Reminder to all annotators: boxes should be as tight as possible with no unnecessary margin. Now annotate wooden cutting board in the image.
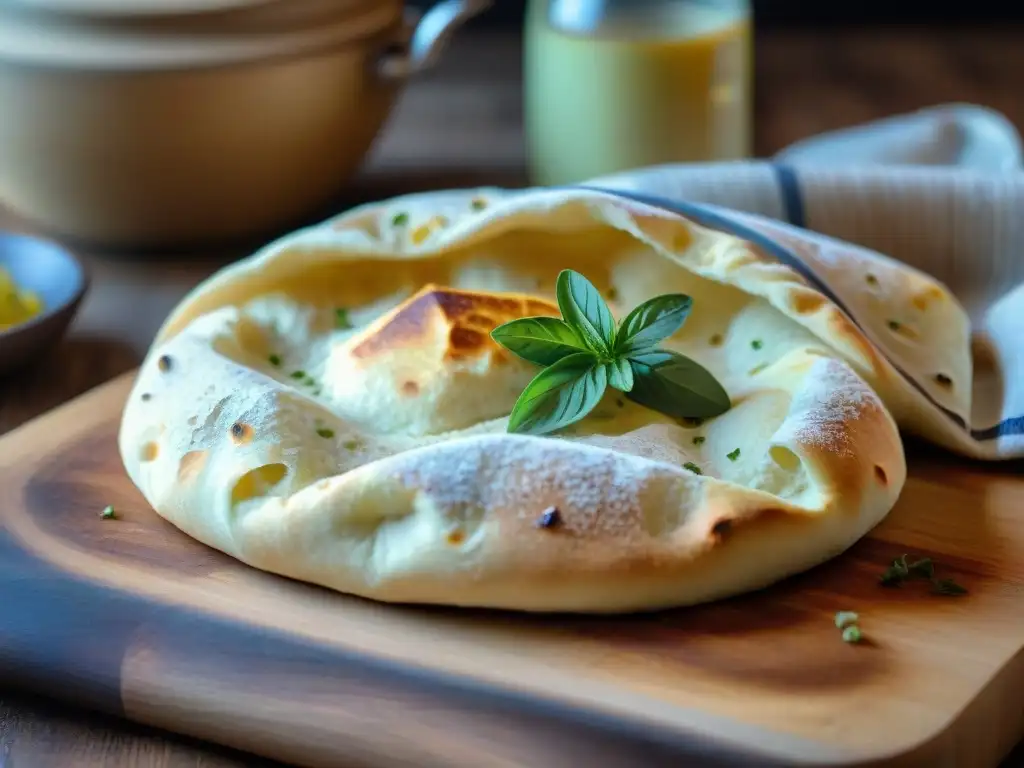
[3,372,1024,768]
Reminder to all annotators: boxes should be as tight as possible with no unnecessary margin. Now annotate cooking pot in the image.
[0,0,491,248]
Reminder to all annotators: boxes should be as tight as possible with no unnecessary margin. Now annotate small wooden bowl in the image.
[0,232,89,378]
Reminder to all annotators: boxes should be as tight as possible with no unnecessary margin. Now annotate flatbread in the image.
[119,187,915,613]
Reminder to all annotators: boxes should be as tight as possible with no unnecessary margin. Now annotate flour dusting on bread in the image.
[119,186,914,613]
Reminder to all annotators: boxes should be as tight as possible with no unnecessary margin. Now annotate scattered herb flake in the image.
[140,393,152,402]
[709,333,723,346]
[606,286,619,301]
[880,554,911,586]
[834,611,859,629]
[684,462,703,475]
[887,320,902,331]
[841,625,863,643]
[692,436,706,445]
[289,370,306,380]
[535,506,562,529]
[391,212,409,226]
[748,363,768,376]
[471,198,487,211]
[934,373,953,387]
[157,354,173,372]
[751,339,763,350]
[907,557,935,579]
[100,505,117,520]
[879,553,966,596]
[316,428,335,439]
[342,439,360,451]
[727,448,741,461]
[303,376,316,387]
[932,578,968,596]
[866,274,879,286]
[615,398,626,408]
[880,570,903,587]
[268,354,281,367]
[335,308,353,330]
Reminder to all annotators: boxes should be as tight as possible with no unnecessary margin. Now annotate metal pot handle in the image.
[377,0,493,80]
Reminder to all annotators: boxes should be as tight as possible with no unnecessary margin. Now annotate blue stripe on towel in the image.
[971,416,1024,442]
[572,184,1023,442]
[771,164,806,228]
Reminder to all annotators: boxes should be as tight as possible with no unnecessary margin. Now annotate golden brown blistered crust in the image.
[350,284,559,362]
[701,224,892,385]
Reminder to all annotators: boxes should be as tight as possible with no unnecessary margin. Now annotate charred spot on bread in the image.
[446,529,466,545]
[465,313,495,326]
[230,422,255,445]
[535,506,562,529]
[792,291,826,314]
[448,326,486,359]
[912,285,945,311]
[710,518,732,541]
[349,285,559,363]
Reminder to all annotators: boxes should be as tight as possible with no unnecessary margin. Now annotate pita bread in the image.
[118,187,914,613]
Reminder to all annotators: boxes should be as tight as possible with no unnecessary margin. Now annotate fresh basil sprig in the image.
[491,269,731,436]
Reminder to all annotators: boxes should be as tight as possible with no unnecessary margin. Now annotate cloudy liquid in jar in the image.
[525,0,752,186]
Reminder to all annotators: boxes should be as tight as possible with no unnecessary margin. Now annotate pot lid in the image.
[5,0,371,21]
[0,0,403,69]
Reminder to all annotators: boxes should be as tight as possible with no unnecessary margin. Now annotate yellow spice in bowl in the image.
[0,266,43,330]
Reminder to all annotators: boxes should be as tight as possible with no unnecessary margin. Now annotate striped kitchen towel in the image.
[584,162,1024,460]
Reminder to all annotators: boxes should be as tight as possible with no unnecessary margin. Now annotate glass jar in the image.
[524,0,753,186]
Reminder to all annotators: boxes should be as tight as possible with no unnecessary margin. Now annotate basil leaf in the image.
[556,270,616,353]
[507,352,608,435]
[626,350,731,419]
[615,294,693,354]
[606,357,634,392]
[491,317,590,367]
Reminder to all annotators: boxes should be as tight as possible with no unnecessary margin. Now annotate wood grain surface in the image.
[3,372,1024,768]
[1,24,1024,768]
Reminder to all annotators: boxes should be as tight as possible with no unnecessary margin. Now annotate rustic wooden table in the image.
[2,25,1023,768]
